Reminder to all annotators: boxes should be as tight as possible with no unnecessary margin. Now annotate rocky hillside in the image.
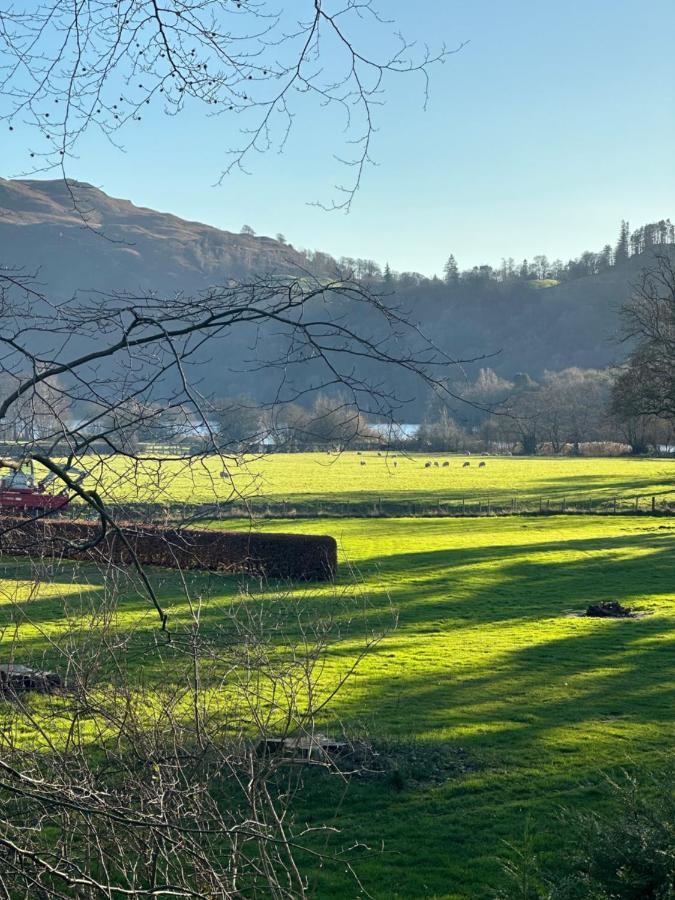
[0,178,313,295]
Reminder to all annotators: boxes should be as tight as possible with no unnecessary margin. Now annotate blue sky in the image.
[3,0,674,276]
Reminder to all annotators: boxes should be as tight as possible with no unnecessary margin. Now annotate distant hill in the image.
[0,178,672,410]
[0,178,313,295]
[393,249,675,384]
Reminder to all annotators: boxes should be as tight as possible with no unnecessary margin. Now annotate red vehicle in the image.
[0,459,84,515]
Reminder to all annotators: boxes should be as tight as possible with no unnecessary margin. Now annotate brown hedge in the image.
[0,517,337,581]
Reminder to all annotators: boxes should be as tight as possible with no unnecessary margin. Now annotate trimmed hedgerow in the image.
[0,518,337,581]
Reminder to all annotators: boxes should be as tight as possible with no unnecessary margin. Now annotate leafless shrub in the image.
[0,552,394,897]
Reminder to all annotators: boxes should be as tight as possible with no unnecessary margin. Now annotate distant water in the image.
[370,423,420,440]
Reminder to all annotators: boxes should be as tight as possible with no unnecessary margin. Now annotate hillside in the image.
[0,178,312,294]
[394,250,675,384]
[0,178,670,409]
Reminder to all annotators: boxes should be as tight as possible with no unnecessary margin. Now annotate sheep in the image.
[220,470,231,479]
[442,461,450,467]
[479,461,486,468]
[462,461,470,468]
[393,461,398,468]
[360,460,367,466]
[424,462,432,468]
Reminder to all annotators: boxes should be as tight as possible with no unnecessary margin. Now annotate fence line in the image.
[95,492,675,522]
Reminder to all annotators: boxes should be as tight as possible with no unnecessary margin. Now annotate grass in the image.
[1,512,674,897]
[76,452,675,514]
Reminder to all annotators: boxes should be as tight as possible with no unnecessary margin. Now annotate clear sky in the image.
[3,0,674,277]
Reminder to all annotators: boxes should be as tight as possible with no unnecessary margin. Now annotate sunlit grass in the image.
[66,451,675,511]
[0,514,673,896]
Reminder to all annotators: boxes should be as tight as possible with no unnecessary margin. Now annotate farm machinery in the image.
[0,458,86,515]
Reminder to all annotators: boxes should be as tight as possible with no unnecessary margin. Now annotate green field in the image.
[83,452,675,513]
[3,505,674,897]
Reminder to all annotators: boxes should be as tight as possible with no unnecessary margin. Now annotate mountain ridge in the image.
[1,177,671,408]
[0,177,311,293]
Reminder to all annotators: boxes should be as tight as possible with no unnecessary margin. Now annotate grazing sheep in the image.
[463,461,470,468]
[479,461,486,468]
[357,451,362,456]
[360,460,367,466]
[378,452,382,457]
[424,462,432,468]
[220,470,230,479]
[442,461,449,467]
[433,461,439,467]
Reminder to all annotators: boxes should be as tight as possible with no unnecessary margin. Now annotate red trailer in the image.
[0,459,83,515]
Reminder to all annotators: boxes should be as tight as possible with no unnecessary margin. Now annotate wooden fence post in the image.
[652,496,656,513]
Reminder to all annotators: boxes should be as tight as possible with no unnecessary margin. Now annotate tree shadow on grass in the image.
[322,527,675,754]
[299,532,674,896]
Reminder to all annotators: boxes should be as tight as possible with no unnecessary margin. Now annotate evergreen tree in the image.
[614,219,630,264]
[599,244,613,271]
[383,262,394,285]
[443,254,459,284]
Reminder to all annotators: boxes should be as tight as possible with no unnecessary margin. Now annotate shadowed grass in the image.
[1,515,672,896]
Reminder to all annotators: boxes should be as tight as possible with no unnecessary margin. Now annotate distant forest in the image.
[213,219,675,422]
[298,218,675,287]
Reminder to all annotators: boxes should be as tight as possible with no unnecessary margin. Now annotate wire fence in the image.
[226,493,675,519]
[96,492,675,522]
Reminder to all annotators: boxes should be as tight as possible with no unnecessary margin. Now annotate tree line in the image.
[295,217,674,288]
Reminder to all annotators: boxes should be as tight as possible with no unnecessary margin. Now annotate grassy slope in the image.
[79,452,675,511]
[4,513,673,897]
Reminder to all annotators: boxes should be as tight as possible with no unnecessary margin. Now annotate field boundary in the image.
[93,492,675,521]
[0,517,338,580]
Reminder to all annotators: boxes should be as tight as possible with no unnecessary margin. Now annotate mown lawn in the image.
[75,452,675,513]
[1,514,673,897]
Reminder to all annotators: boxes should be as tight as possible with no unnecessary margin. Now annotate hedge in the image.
[0,517,337,581]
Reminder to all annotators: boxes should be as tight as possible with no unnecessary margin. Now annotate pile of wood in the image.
[586,601,634,618]
[0,664,62,694]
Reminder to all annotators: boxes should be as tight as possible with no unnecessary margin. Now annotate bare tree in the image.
[0,6,470,891]
[0,0,458,210]
[611,254,675,424]
[0,266,472,895]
